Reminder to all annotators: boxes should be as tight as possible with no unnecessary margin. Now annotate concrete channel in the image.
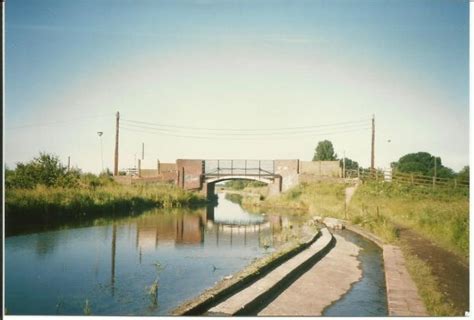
[174,222,428,316]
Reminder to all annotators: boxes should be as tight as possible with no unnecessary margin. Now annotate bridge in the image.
[115,158,342,198]
[176,159,341,198]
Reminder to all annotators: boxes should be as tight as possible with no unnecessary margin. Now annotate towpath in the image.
[257,234,362,316]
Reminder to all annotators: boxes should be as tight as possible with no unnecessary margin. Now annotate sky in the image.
[4,0,469,173]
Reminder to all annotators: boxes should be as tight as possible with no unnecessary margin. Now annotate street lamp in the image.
[97,131,104,173]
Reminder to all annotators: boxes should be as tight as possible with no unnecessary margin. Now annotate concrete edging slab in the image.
[207,228,335,315]
[345,224,428,316]
[171,226,322,315]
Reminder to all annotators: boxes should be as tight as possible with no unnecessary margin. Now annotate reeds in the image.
[5,184,207,228]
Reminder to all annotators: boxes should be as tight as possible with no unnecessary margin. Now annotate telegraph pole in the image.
[371,115,375,173]
[343,150,346,178]
[114,112,120,176]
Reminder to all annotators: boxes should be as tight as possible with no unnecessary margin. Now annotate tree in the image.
[457,166,469,182]
[313,140,337,161]
[392,152,455,178]
[340,157,359,171]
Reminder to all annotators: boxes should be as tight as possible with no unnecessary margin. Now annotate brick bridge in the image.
[116,159,341,198]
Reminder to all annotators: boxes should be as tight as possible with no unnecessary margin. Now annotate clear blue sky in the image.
[5,0,469,173]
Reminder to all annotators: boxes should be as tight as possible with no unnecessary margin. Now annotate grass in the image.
[241,180,468,316]
[240,180,468,260]
[243,182,347,217]
[5,183,207,233]
[348,181,468,259]
[402,250,458,316]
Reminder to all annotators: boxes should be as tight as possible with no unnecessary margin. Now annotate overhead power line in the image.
[120,122,371,137]
[121,118,370,133]
[120,124,371,140]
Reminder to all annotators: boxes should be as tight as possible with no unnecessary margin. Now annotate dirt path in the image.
[345,184,358,206]
[397,227,469,315]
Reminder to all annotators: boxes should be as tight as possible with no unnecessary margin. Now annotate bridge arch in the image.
[202,175,281,199]
[205,176,274,185]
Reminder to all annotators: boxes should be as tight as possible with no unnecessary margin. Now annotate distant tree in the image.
[392,152,455,178]
[457,166,469,182]
[313,140,337,161]
[340,157,359,171]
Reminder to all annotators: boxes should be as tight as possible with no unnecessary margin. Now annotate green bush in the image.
[6,153,80,189]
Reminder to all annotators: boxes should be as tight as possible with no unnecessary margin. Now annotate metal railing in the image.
[203,159,277,179]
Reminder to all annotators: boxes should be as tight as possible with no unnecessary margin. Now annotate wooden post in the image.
[371,115,375,173]
[138,159,141,177]
[67,156,70,171]
[432,176,436,189]
[181,167,185,188]
[157,159,160,174]
[114,111,120,176]
[343,152,346,179]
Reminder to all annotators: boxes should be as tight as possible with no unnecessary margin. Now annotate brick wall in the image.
[176,159,204,190]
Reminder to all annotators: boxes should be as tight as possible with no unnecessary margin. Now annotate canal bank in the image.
[5,192,314,316]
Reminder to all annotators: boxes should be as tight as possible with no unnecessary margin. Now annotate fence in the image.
[346,169,469,189]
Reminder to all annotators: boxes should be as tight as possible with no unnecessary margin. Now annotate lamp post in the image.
[97,131,104,173]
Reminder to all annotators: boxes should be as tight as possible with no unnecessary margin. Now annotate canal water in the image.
[5,192,303,316]
[322,230,388,316]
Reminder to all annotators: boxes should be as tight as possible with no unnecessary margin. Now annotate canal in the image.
[5,192,305,316]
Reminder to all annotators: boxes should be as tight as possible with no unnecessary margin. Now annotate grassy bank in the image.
[242,180,469,315]
[246,181,468,260]
[5,183,207,232]
[348,181,468,259]
[242,182,346,217]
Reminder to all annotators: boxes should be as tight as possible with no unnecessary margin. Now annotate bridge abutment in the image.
[268,176,282,196]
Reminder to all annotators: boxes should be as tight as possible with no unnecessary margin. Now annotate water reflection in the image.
[6,192,299,316]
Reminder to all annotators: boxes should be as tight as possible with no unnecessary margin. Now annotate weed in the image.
[83,299,92,315]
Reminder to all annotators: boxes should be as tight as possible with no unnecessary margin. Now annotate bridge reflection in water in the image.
[134,193,288,251]
[106,193,292,297]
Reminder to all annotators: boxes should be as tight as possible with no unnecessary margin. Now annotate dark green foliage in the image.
[224,179,266,190]
[312,140,337,161]
[392,152,455,178]
[340,157,359,170]
[6,153,80,189]
[457,166,469,182]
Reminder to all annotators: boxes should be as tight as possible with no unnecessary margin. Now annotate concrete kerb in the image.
[171,227,324,316]
[343,223,428,316]
[207,228,335,316]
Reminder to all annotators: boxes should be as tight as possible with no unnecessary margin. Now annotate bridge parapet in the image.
[204,159,275,177]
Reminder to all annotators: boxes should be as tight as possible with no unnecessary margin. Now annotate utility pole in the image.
[371,114,375,173]
[97,131,104,173]
[343,150,346,178]
[114,111,120,176]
